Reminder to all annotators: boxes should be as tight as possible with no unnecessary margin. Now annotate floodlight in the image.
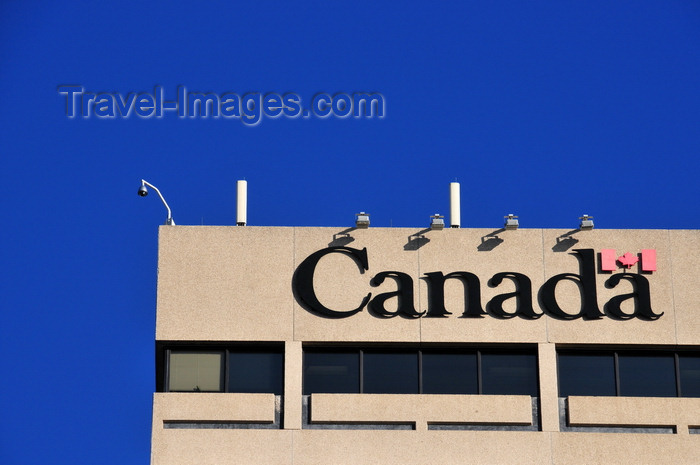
[579,214,594,231]
[355,212,370,229]
[504,214,519,230]
[430,214,445,230]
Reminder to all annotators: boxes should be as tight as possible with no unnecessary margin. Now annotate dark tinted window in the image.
[557,349,699,399]
[363,351,418,394]
[304,351,359,395]
[302,346,538,395]
[618,354,676,397]
[558,352,616,397]
[679,354,700,397]
[228,349,284,395]
[481,351,538,396]
[422,351,478,394]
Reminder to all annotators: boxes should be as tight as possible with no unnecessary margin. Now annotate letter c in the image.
[312,93,332,117]
[292,246,371,318]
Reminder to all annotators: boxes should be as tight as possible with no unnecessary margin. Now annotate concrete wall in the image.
[152,226,700,464]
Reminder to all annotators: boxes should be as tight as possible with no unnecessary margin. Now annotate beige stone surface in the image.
[550,433,700,465]
[156,226,295,341]
[151,430,293,465]
[153,392,276,423]
[310,393,532,431]
[152,226,700,465]
[151,393,289,465]
[292,430,552,465]
[568,396,700,434]
[538,342,560,432]
[284,340,302,429]
[155,226,685,345]
[670,230,700,344]
[418,228,548,343]
[542,229,676,344]
[152,428,700,465]
[292,227,422,342]
[150,428,700,465]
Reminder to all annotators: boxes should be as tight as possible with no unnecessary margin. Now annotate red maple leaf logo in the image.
[617,252,639,269]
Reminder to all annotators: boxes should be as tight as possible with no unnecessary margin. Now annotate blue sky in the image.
[1,1,699,463]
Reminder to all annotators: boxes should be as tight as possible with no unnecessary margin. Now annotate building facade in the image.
[151,226,700,464]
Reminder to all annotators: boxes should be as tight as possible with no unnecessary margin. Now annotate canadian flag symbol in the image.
[600,249,656,272]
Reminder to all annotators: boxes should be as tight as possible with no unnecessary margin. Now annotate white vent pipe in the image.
[450,182,460,228]
[236,180,247,226]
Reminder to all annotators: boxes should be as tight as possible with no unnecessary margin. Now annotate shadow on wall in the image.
[328,227,357,247]
[404,228,432,250]
[553,230,581,252]
[477,229,506,251]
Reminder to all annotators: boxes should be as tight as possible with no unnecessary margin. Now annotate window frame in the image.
[678,352,700,397]
[159,342,285,395]
[303,345,539,396]
[557,348,700,398]
[166,349,226,393]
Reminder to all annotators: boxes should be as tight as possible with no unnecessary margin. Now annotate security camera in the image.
[138,179,175,225]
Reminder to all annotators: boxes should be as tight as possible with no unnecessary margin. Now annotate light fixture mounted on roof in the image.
[430,214,445,230]
[579,214,594,231]
[138,179,175,225]
[355,212,370,229]
[504,214,519,230]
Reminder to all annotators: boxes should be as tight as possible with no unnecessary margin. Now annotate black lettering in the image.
[292,246,371,318]
[540,249,604,320]
[423,272,486,318]
[369,271,424,318]
[488,272,540,319]
[605,273,662,320]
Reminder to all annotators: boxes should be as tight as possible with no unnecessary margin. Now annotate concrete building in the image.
[150,225,700,464]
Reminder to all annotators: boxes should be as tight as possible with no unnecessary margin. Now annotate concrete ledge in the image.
[310,394,532,431]
[153,393,276,423]
[568,396,700,434]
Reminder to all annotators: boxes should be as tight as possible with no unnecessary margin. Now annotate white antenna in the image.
[449,182,460,228]
[236,180,247,226]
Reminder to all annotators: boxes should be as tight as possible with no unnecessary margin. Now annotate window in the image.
[679,354,700,397]
[618,353,675,397]
[557,352,615,397]
[422,351,477,394]
[303,346,538,396]
[165,345,283,395]
[363,350,419,394]
[558,349,700,398]
[481,351,538,396]
[169,351,224,392]
[304,350,359,394]
[228,348,284,395]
